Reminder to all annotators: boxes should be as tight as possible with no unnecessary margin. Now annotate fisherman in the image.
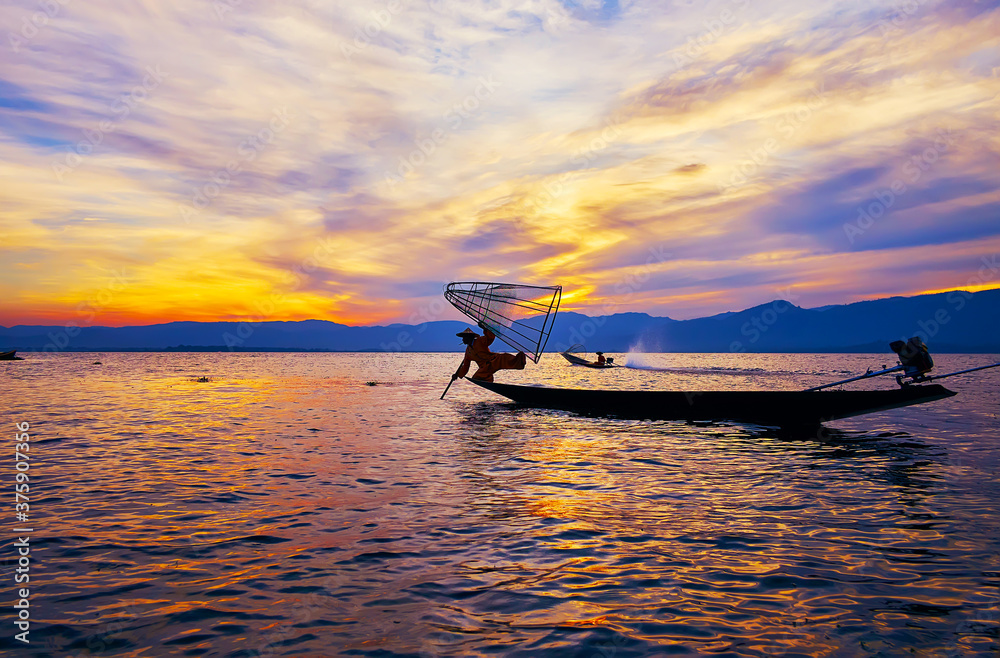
[890,336,934,379]
[452,321,527,383]
[595,352,606,365]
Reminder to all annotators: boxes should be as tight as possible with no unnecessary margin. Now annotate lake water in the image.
[2,352,999,657]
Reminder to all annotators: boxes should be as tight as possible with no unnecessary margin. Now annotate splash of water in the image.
[622,352,789,376]
[623,352,673,371]
[623,334,675,370]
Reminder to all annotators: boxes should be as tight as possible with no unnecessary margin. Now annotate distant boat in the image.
[468,380,956,425]
[0,350,17,360]
[560,344,615,368]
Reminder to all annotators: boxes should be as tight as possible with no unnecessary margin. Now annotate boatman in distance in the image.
[452,321,527,383]
[596,352,606,365]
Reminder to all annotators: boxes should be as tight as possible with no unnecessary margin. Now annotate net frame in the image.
[444,281,562,363]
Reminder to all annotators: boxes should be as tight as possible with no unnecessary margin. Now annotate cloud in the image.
[1,0,999,325]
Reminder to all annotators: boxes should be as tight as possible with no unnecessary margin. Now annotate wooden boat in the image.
[560,352,615,368]
[468,379,956,425]
[0,350,16,360]
[561,344,615,368]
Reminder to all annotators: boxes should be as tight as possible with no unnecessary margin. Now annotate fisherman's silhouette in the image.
[891,336,934,379]
[452,322,527,383]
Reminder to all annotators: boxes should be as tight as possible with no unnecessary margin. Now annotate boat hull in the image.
[0,350,16,361]
[560,353,614,368]
[468,380,956,425]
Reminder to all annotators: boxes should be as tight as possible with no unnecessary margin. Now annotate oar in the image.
[804,360,1000,392]
[440,377,456,400]
[913,361,1000,383]
[803,364,904,392]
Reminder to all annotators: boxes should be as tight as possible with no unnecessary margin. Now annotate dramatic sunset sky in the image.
[2,0,999,326]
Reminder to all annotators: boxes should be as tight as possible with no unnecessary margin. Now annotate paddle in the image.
[803,360,1000,391]
[440,376,457,400]
[802,364,903,392]
[915,361,1000,383]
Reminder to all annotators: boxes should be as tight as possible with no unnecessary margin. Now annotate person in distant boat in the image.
[452,322,527,383]
[595,352,606,365]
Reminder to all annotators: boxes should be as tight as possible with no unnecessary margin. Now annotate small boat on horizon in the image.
[561,344,615,368]
[0,350,18,361]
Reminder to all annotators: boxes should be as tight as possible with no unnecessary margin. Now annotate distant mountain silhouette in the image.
[648,289,999,352]
[2,289,998,353]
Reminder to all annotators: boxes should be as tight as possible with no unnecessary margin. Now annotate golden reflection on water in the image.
[1,352,999,656]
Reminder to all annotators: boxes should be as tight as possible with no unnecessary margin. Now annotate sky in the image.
[1,0,999,327]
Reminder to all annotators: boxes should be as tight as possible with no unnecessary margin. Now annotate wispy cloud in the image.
[1,0,999,325]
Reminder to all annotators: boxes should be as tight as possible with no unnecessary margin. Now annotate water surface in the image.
[2,352,999,656]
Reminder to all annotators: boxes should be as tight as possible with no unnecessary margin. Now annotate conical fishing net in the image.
[444,282,562,363]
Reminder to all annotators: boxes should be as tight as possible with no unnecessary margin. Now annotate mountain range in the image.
[2,288,998,353]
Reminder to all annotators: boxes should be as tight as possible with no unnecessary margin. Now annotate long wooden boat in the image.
[468,379,956,425]
[0,350,16,360]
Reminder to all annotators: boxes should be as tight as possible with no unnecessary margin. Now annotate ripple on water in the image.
[6,352,1000,656]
